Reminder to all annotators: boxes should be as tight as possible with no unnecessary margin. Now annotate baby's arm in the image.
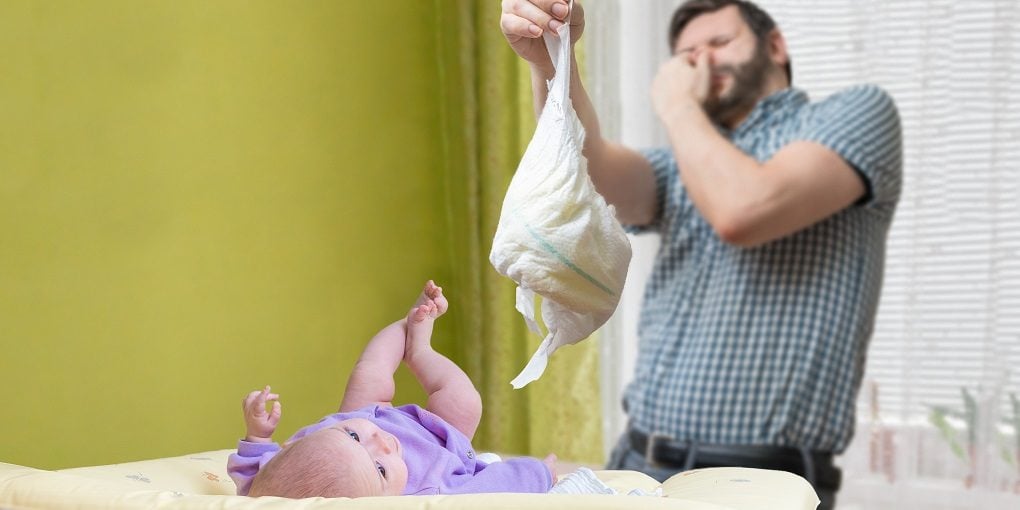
[228,387,283,495]
[404,284,482,439]
[227,441,281,496]
[339,319,406,412]
[447,456,555,494]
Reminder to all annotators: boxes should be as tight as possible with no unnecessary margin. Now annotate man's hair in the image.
[668,0,792,84]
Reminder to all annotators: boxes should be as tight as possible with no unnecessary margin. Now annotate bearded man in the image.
[500,1,903,508]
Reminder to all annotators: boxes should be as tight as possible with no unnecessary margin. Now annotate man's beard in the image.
[703,43,774,126]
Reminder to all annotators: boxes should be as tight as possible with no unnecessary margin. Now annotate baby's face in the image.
[307,418,408,496]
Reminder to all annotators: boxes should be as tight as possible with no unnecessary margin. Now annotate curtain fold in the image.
[433,0,603,464]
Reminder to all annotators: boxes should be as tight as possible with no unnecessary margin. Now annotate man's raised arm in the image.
[500,0,658,227]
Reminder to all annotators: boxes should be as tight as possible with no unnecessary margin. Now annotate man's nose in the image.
[688,47,711,65]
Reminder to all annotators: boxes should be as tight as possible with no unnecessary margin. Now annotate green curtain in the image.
[433,1,603,464]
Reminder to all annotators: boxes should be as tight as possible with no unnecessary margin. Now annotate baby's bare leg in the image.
[339,319,406,412]
[404,280,447,362]
[404,283,481,439]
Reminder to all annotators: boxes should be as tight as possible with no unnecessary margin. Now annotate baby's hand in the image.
[542,453,559,483]
[242,385,281,443]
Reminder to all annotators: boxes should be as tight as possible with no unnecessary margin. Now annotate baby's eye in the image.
[376,461,387,479]
[347,430,360,442]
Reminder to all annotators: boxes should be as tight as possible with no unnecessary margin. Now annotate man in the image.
[500,1,902,508]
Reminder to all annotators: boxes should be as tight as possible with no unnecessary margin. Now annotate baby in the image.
[227,281,557,498]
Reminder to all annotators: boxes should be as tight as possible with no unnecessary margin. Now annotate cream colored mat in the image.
[0,449,818,510]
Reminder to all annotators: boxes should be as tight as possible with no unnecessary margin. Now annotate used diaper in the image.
[489,5,632,389]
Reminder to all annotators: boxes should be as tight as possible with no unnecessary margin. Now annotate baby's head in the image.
[249,418,408,498]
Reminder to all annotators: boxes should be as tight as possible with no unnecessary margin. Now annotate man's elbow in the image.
[711,211,768,248]
[714,220,757,248]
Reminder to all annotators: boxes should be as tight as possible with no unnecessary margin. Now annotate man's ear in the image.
[768,29,790,79]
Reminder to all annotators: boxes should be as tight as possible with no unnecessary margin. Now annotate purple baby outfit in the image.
[228,404,552,496]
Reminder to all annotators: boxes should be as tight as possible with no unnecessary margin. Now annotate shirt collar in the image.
[721,87,808,138]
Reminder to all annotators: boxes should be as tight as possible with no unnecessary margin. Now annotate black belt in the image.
[628,427,841,489]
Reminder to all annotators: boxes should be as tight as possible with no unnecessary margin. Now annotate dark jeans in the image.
[605,432,838,510]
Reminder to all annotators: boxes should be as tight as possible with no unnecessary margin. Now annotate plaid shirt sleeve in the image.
[620,147,683,235]
[799,84,903,212]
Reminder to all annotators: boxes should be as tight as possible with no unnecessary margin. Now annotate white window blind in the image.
[753,0,1020,424]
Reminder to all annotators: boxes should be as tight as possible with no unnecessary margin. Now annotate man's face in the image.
[673,5,776,125]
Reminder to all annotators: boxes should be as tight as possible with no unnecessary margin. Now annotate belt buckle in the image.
[644,432,674,468]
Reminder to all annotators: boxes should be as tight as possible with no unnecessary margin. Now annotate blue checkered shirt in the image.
[623,85,902,453]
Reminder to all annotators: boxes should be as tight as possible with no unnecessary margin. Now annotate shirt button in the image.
[467,451,474,459]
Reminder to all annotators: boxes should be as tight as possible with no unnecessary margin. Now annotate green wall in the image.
[0,1,450,469]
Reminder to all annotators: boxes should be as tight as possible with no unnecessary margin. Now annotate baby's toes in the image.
[408,305,427,323]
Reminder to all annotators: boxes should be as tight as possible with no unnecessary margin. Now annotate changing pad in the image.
[0,449,819,509]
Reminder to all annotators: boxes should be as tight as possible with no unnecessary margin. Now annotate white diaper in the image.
[548,467,662,497]
[475,452,502,464]
[489,2,631,390]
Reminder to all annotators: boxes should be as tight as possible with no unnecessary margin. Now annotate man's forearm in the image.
[529,62,554,119]
[529,58,606,164]
[661,101,768,236]
[527,56,661,226]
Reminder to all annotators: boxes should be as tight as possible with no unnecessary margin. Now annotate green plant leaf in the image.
[1012,393,1020,451]
[929,407,966,461]
[999,430,1017,468]
[961,387,978,445]
[927,403,964,420]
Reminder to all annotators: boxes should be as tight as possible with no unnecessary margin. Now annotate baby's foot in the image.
[408,301,437,324]
[413,280,448,318]
[405,301,437,359]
